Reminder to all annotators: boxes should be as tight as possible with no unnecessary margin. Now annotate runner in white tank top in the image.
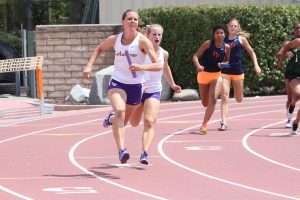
[83,10,161,164]
[129,24,181,165]
[112,32,147,84]
[143,46,164,93]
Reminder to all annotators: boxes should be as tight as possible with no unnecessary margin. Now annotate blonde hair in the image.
[228,18,251,39]
[146,24,164,36]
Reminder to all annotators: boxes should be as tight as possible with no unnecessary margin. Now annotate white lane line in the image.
[158,110,300,200]
[68,108,217,200]
[0,98,286,199]
[159,100,283,113]
[0,108,104,127]
[0,100,281,144]
[0,185,33,200]
[75,155,161,159]
[68,130,168,200]
[166,140,241,143]
[184,146,223,151]
[68,106,282,199]
[0,119,100,200]
[242,121,300,172]
[67,105,232,199]
[0,108,206,144]
[268,133,291,137]
[0,118,99,144]
[0,176,84,180]
[159,95,284,106]
[0,111,180,199]
[0,96,283,127]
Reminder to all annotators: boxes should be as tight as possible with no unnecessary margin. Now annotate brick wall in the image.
[35,24,121,101]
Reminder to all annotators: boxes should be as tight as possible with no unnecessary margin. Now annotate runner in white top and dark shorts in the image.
[83,10,161,164]
[129,24,181,165]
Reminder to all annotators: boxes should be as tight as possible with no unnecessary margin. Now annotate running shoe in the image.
[286,119,292,128]
[291,122,299,136]
[139,151,149,165]
[218,121,228,131]
[199,125,207,135]
[119,148,130,164]
[103,110,115,128]
[287,109,293,121]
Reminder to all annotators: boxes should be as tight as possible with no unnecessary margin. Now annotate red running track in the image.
[0,95,299,200]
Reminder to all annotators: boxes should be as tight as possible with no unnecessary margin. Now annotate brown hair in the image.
[122,9,136,20]
[228,18,251,39]
[121,9,143,32]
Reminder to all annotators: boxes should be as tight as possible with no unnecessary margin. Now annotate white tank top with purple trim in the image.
[112,32,146,84]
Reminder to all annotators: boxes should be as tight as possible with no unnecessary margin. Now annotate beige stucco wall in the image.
[99,0,295,24]
[35,24,121,101]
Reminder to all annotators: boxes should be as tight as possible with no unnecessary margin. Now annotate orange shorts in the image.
[197,71,221,84]
[221,73,244,81]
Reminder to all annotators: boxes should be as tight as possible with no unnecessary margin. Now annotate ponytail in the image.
[238,30,251,38]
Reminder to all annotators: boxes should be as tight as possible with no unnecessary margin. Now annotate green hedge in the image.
[0,32,21,53]
[139,5,300,96]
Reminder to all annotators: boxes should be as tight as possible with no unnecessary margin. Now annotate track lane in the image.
[0,95,299,199]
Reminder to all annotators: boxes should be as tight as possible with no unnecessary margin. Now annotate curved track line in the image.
[158,110,300,200]
[0,98,286,199]
[159,99,283,113]
[67,110,214,200]
[2,102,281,144]
[0,97,282,127]
[242,120,300,172]
[67,105,281,199]
[68,131,168,200]
[0,185,33,200]
[160,95,283,106]
[1,107,193,199]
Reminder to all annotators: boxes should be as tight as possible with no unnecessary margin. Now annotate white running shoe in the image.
[287,109,293,121]
[218,121,228,131]
[286,119,292,128]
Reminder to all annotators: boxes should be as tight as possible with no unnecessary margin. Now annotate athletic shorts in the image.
[221,73,244,81]
[285,72,296,80]
[287,74,300,82]
[197,71,221,84]
[108,79,143,105]
[285,72,290,80]
[141,91,161,103]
